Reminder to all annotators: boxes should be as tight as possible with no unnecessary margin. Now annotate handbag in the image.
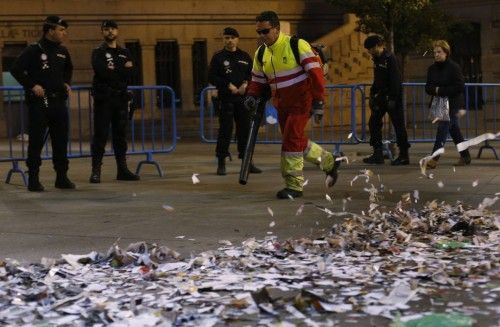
[429,96,450,122]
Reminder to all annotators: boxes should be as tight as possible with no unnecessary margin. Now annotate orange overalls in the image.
[247,32,335,191]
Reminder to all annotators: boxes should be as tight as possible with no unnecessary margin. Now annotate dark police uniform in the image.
[90,29,139,182]
[208,46,253,169]
[10,33,73,190]
[366,49,410,164]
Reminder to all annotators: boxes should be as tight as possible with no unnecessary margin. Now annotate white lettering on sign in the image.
[0,28,42,39]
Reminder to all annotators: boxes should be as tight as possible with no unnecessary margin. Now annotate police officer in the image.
[11,15,75,192]
[363,35,410,165]
[208,27,261,176]
[89,20,139,183]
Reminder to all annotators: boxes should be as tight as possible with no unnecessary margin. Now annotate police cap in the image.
[44,15,68,28]
[364,35,383,49]
[223,27,239,38]
[101,20,118,29]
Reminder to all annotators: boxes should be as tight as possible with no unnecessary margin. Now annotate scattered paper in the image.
[456,132,500,152]
[162,204,174,212]
[419,148,445,176]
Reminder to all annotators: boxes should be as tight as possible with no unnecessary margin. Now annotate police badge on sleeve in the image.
[224,60,232,74]
[106,53,115,69]
[41,53,49,69]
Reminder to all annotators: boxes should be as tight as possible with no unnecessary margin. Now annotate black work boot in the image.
[276,188,303,199]
[55,171,75,189]
[391,147,410,166]
[216,158,226,176]
[28,170,44,192]
[116,158,140,181]
[89,164,101,183]
[249,161,262,174]
[363,148,384,164]
[325,153,342,188]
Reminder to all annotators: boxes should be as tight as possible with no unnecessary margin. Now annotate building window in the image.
[125,41,143,106]
[125,41,143,86]
[450,22,482,109]
[2,42,27,73]
[192,39,208,105]
[155,40,181,107]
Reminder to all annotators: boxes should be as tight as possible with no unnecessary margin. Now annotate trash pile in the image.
[1,192,498,326]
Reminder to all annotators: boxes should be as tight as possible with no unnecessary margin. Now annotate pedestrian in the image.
[245,11,340,199]
[208,27,262,176]
[425,40,470,169]
[363,35,410,165]
[89,20,140,183]
[10,15,75,192]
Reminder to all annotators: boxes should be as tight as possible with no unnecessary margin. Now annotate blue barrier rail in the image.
[1,85,177,184]
[200,83,499,158]
[199,85,364,154]
[400,82,498,159]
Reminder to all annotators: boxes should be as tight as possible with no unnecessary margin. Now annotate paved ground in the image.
[0,140,498,325]
[0,140,498,263]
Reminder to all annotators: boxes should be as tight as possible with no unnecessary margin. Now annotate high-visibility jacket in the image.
[247,32,325,110]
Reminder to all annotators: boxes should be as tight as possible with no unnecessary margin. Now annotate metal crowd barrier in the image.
[200,83,498,159]
[0,85,177,185]
[199,85,365,154]
[401,82,498,158]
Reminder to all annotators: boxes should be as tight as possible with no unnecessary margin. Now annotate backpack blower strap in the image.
[257,36,301,67]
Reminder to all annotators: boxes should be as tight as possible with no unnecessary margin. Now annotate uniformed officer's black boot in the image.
[55,171,76,189]
[216,158,226,176]
[28,170,44,192]
[363,147,384,164]
[116,158,140,181]
[89,164,101,183]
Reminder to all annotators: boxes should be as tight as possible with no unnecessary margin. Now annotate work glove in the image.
[312,99,324,124]
[244,95,259,113]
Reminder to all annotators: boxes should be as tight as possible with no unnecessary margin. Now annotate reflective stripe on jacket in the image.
[247,32,325,110]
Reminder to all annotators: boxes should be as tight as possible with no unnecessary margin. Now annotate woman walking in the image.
[425,40,471,168]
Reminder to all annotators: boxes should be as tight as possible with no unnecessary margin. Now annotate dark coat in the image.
[91,42,135,96]
[425,58,465,113]
[208,48,252,101]
[370,49,402,101]
[10,37,73,93]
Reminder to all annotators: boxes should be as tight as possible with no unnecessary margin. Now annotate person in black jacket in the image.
[425,40,471,169]
[89,20,140,183]
[10,15,75,192]
[363,35,410,165]
[208,27,261,176]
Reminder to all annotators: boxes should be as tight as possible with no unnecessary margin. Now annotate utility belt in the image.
[45,90,67,99]
[26,89,67,104]
[92,86,129,100]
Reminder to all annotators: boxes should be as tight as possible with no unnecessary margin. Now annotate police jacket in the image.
[91,42,134,96]
[10,37,73,94]
[425,58,465,113]
[208,48,252,101]
[370,49,402,101]
[247,32,325,110]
